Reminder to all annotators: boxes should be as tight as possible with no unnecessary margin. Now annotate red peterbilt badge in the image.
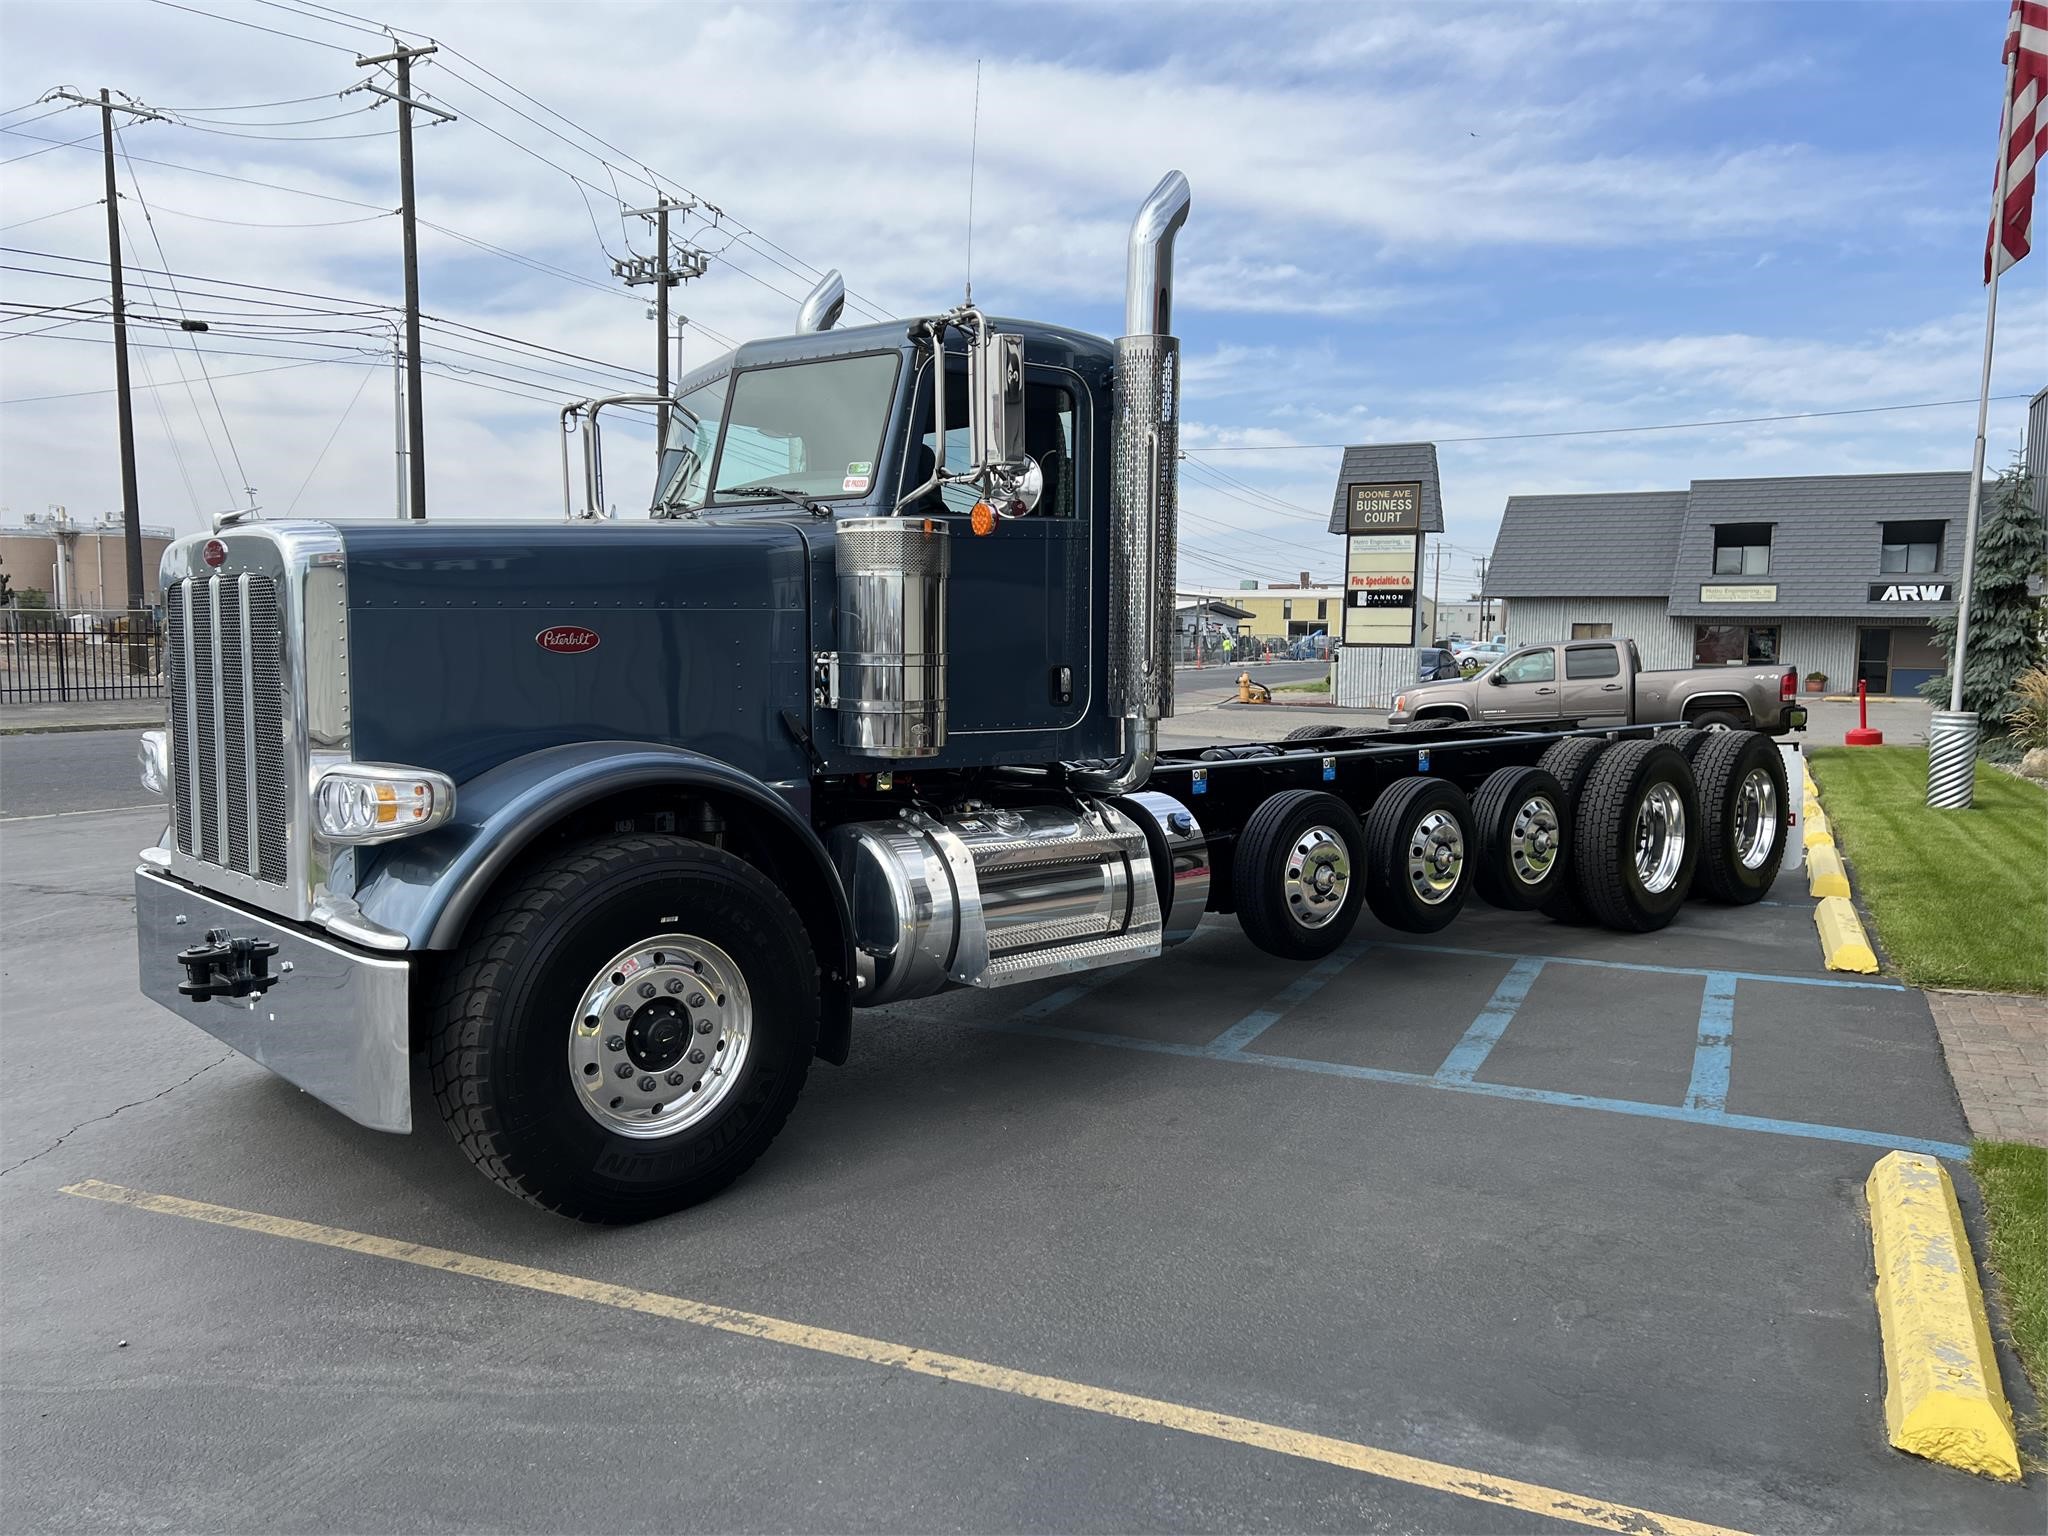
[202,539,227,567]
[536,626,600,654]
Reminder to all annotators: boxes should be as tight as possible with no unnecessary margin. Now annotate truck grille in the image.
[166,573,288,883]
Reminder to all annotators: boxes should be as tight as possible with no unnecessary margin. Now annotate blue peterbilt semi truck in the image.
[132,173,1793,1222]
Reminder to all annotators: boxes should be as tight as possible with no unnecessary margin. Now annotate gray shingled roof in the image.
[1325,443,1445,534]
[1484,491,1688,597]
[1666,473,1973,618]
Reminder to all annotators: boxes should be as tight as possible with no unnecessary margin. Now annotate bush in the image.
[2011,664,2048,753]
[1920,461,2047,725]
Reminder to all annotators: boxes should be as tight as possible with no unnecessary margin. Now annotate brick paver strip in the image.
[1925,990,2048,1148]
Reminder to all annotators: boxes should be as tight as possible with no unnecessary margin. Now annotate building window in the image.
[1693,624,1780,665]
[1283,599,1293,621]
[1880,520,1944,574]
[1570,622,1612,639]
[1712,523,1772,576]
[1317,599,1328,620]
[1564,645,1621,679]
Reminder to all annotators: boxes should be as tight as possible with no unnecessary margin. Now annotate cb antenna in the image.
[965,57,981,304]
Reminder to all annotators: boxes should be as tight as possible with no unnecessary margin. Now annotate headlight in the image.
[137,729,169,796]
[314,763,455,844]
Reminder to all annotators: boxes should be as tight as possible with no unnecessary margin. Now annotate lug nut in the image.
[666,1071,685,1087]
[638,981,657,998]
[687,1047,706,1065]
[688,992,707,1008]
[638,1075,657,1092]
[614,1003,633,1021]
[616,1062,635,1078]
[695,1019,712,1034]
[605,1035,625,1052]
[666,978,685,995]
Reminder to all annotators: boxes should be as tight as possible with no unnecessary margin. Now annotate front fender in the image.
[354,742,853,1062]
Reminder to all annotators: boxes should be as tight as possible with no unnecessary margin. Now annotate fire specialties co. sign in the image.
[1342,488,1423,646]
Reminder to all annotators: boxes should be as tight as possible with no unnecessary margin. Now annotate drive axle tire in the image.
[1232,789,1366,959]
[428,833,818,1224]
[1691,730,1788,904]
[1570,741,1702,933]
[1534,737,1609,925]
[1655,727,1711,763]
[1362,776,1476,934]
[1284,724,1350,741]
[1471,766,1568,911]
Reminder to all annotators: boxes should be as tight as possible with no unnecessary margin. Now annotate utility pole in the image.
[617,196,706,462]
[355,45,452,521]
[48,89,165,669]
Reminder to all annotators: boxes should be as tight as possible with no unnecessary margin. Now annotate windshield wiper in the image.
[718,483,829,518]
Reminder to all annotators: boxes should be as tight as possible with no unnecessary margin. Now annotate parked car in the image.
[1415,646,1464,682]
[1389,637,1806,734]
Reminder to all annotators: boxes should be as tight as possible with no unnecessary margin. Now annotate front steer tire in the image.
[428,833,818,1224]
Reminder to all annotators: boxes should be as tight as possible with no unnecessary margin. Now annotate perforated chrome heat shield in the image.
[1107,333,1179,725]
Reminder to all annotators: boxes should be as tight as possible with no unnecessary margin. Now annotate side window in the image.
[1501,649,1557,684]
[1565,645,1621,679]
[902,366,1077,517]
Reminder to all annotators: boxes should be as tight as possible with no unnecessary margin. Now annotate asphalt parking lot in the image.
[2,726,2042,1534]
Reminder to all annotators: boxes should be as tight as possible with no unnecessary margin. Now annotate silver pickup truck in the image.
[1389,638,1807,734]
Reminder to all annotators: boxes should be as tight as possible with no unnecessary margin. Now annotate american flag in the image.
[1988,0,2048,278]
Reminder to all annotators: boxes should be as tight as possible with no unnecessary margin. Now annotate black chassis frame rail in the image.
[1145,719,1684,914]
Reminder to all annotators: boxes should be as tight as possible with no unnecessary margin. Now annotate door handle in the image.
[1601,683,1623,691]
[1536,686,1556,695]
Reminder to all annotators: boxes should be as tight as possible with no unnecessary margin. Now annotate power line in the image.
[4,355,340,403]
[146,0,358,53]
[1186,396,2043,452]
[283,364,375,513]
[0,128,98,166]
[135,200,395,230]
[0,200,103,233]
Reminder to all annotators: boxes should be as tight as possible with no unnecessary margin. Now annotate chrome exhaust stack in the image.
[797,269,846,333]
[1077,170,1190,794]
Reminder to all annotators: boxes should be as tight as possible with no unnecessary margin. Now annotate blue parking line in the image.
[1685,973,1739,1113]
[1371,939,1903,991]
[1435,956,1546,1083]
[1207,941,1372,1054]
[1013,964,1138,1022]
[964,1016,1971,1163]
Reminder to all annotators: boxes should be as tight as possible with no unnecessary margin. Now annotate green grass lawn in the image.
[1808,747,2047,993]
[1273,675,1331,694]
[1971,1140,2047,1398]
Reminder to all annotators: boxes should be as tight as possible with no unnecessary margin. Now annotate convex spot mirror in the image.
[988,455,1044,515]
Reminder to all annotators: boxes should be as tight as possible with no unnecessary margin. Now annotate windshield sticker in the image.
[842,475,871,493]
[847,461,872,476]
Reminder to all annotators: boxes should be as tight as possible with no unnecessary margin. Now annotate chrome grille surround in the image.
[160,523,349,923]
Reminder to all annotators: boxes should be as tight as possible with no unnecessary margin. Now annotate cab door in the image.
[1560,642,1628,724]
[895,357,1093,734]
[1479,646,1560,719]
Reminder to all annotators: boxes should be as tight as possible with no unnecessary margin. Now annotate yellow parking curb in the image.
[1815,896,1878,973]
[1803,802,1833,850]
[1806,843,1851,899]
[1866,1152,2022,1481]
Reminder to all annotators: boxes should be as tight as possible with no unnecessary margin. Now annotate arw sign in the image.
[1868,583,1951,603]
[536,625,601,654]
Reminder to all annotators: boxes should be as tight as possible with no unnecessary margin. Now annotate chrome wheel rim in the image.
[1508,794,1561,887]
[1735,768,1778,869]
[1633,783,1687,894]
[567,935,752,1139]
[1406,809,1465,905]
[1284,825,1351,929]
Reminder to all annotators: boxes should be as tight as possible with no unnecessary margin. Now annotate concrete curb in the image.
[1802,765,1878,973]
[1865,1151,2022,1482]
[1802,801,1833,849]
[1806,844,1851,899]
[0,720,156,737]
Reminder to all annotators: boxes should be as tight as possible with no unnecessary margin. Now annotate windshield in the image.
[706,352,899,507]
[651,375,726,514]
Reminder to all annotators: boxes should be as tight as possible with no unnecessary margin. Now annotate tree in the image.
[1921,460,2047,729]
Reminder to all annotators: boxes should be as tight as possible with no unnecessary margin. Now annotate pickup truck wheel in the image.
[427,833,818,1223]
[1471,766,1568,910]
[1362,777,1475,934]
[1655,727,1711,762]
[1533,737,1610,925]
[1691,731,1787,904]
[1687,710,1746,731]
[1232,789,1366,959]
[1569,742,1702,933]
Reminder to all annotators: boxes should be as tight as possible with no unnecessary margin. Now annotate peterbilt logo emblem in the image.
[536,626,600,654]
[202,539,227,567]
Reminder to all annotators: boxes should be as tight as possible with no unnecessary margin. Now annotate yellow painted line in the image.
[1814,896,1878,973]
[60,1179,1748,1536]
[1806,843,1851,900]
[1866,1153,2021,1481]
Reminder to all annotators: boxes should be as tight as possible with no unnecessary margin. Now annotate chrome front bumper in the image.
[135,868,413,1131]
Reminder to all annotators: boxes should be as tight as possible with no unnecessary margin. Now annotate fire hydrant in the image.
[1238,671,1254,703]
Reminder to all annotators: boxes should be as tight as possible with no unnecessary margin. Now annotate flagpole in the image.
[1930,36,2021,808]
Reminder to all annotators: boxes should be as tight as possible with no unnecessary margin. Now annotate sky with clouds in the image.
[1,0,2041,599]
